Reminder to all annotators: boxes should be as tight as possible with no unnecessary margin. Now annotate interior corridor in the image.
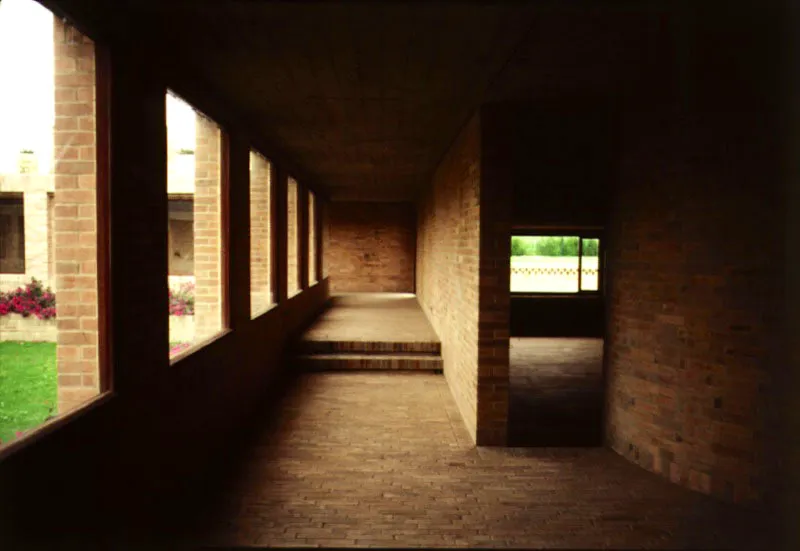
[175,371,766,549]
[0,3,792,549]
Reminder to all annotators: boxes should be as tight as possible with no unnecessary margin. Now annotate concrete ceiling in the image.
[47,1,666,202]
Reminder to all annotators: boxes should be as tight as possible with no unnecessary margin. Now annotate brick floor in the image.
[180,371,769,549]
[301,293,440,351]
[509,337,604,447]
[296,293,442,370]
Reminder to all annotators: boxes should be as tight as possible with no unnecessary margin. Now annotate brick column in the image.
[321,200,329,280]
[308,191,317,285]
[23,191,49,284]
[287,177,299,296]
[53,19,98,414]
[193,114,222,341]
[250,152,271,314]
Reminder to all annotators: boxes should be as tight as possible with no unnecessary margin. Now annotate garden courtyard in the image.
[0,341,56,444]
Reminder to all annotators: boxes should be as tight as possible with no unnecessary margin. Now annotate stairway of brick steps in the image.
[294,338,443,371]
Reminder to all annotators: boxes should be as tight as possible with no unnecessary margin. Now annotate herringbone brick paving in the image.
[187,372,767,549]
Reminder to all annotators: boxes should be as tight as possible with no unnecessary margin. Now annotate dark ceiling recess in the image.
[45,0,536,201]
[46,1,666,202]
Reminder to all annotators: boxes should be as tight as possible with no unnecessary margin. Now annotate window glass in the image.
[510,235,600,294]
[0,196,25,273]
[0,0,104,446]
[167,91,224,358]
[581,238,600,291]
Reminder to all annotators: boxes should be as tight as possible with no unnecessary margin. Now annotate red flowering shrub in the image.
[0,278,56,320]
[169,282,195,316]
[169,342,191,357]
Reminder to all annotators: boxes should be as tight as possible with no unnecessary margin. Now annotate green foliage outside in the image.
[511,236,598,257]
[0,342,57,444]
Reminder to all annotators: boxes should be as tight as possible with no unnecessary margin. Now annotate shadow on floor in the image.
[508,337,604,447]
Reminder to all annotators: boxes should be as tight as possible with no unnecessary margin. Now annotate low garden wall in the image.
[0,315,194,344]
[169,315,194,343]
[0,315,56,342]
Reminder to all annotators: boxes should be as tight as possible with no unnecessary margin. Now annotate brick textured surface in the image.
[417,113,509,445]
[193,114,223,341]
[302,293,439,348]
[477,105,513,445]
[326,202,416,293]
[249,151,272,315]
[509,337,603,447]
[605,109,783,504]
[182,372,768,549]
[53,18,100,413]
[308,191,318,286]
[417,115,482,443]
[287,177,300,296]
[297,353,443,371]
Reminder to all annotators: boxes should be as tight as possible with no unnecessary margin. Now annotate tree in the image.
[511,237,529,256]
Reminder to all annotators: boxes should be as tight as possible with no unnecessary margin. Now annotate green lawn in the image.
[0,342,57,444]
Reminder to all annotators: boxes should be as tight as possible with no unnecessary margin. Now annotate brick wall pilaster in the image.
[193,114,222,341]
[477,105,512,446]
[417,114,482,443]
[53,18,98,414]
[320,200,329,280]
[308,191,317,285]
[287,177,299,296]
[250,152,271,314]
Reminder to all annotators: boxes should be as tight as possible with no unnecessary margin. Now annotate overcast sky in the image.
[0,0,195,175]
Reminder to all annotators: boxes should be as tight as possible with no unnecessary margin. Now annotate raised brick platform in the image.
[295,293,442,371]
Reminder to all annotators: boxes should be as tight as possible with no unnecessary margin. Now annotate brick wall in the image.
[308,191,317,286]
[417,115,482,442]
[477,106,513,445]
[53,18,99,414]
[603,4,785,506]
[250,151,272,315]
[1,34,333,547]
[321,200,329,280]
[605,108,782,504]
[193,114,223,341]
[287,177,299,296]
[326,201,415,293]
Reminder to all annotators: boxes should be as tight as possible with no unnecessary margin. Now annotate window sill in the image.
[169,328,232,366]
[251,302,279,320]
[0,391,115,462]
[511,292,602,299]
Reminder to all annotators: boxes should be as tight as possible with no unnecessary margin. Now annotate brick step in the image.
[296,353,443,371]
[297,339,441,355]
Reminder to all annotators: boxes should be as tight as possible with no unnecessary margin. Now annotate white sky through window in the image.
[167,92,197,153]
[0,0,196,175]
[0,0,54,174]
